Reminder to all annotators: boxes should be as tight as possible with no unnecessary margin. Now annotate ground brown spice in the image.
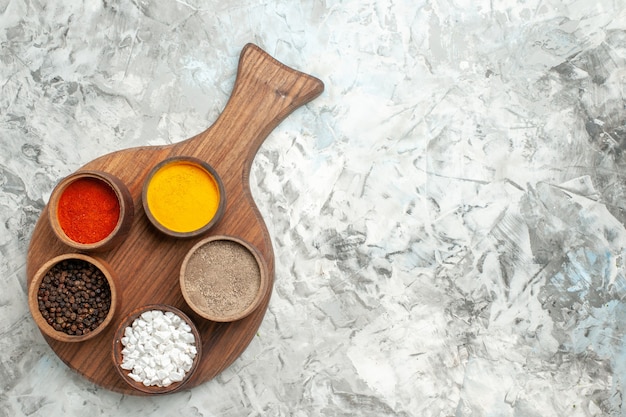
[184,240,261,318]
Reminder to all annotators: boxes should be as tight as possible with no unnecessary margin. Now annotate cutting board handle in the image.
[181,43,324,171]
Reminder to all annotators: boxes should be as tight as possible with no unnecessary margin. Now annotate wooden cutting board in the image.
[26,43,324,395]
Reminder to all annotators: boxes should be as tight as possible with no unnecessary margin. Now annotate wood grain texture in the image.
[25,43,324,395]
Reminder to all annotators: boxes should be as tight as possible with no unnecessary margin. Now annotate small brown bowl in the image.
[142,156,225,239]
[48,170,134,252]
[180,235,269,322]
[28,253,119,343]
[112,304,202,395]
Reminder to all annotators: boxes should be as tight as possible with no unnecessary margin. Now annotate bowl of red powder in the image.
[48,171,134,252]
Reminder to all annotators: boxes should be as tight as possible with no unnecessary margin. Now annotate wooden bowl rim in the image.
[47,170,133,251]
[111,304,202,395]
[28,253,118,343]
[179,235,269,322]
[141,156,226,239]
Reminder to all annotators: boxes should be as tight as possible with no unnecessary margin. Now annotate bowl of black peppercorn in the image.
[28,253,119,343]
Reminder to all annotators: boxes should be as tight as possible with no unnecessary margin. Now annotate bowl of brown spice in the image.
[28,253,118,343]
[180,235,269,322]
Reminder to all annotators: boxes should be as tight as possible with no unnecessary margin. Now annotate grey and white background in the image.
[3,0,626,415]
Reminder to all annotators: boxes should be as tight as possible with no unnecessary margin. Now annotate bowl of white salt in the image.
[111,304,201,394]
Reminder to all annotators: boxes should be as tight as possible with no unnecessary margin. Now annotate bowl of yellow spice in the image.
[142,156,226,238]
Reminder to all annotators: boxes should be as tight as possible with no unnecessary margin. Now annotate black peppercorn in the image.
[37,259,111,336]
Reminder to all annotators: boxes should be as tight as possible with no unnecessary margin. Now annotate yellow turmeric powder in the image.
[146,161,220,233]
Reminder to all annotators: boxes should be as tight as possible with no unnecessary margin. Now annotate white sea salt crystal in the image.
[155,330,171,341]
[159,355,172,368]
[170,370,184,382]
[119,309,197,387]
[145,366,156,379]
[157,369,169,380]
[126,349,140,359]
[120,358,135,370]
[181,332,195,344]
[167,312,181,325]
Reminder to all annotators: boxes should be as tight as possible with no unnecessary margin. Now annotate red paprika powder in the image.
[57,177,120,244]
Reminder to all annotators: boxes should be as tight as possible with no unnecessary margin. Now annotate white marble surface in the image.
[3,0,626,415]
